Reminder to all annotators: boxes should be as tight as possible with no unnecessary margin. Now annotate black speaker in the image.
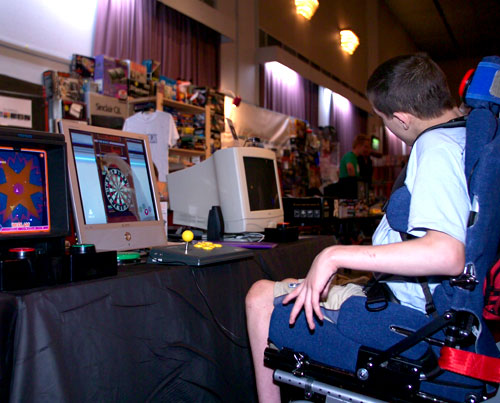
[207,206,224,241]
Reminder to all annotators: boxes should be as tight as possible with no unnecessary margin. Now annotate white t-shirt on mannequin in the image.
[123,111,180,181]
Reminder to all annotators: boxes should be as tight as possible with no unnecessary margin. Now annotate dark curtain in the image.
[263,62,319,128]
[321,88,368,157]
[93,0,220,88]
[383,127,407,156]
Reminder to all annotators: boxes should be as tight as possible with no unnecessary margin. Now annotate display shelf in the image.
[161,97,205,115]
[169,147,205,156]
[127,92,212,165]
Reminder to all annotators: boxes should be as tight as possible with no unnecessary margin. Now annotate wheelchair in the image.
[264,56,500,403]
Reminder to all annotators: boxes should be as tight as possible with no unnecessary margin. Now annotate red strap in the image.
[439,346,500,383]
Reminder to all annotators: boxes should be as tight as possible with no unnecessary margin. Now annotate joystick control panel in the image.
[148,231,253,266]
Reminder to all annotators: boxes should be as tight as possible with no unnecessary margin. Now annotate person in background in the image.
[357,138,373,185]
[339,134,371,178]
[153,163,168,201]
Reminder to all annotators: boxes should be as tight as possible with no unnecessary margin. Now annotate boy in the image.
[245,53,470,402]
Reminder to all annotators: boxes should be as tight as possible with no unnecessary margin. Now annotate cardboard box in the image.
[62,100,86,120]
[142,59,161,80]
[42,71,84,102]
[86,92,127,129]
[124,60,147,84]
[86,92,128,120]
[159,76,177,100]
[127,79,152,98]
[94,55,129,99]
[208,89,224,115]
[210,113,225,132]
[190,87,208,106]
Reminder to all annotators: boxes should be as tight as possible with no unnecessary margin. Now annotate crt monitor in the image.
[0,127,70,254]
[59,120,167,251]
[168,146,284,234]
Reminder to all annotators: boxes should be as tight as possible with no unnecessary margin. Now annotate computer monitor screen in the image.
[59,120,167,251]
[244,156,280,211]
[168,147,284,234]
[0,127,70,254]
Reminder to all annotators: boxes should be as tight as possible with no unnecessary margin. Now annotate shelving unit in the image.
[127,93,212,166]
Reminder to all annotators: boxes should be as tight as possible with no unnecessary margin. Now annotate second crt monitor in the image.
[168,147,284,234]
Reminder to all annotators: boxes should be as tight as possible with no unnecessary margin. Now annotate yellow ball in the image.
[182,230,194,243]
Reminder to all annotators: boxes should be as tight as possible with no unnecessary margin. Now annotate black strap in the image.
[364,278,399,312]
[382,117,466,214]
[417,277,439,318]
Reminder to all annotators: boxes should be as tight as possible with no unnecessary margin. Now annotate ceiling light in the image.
[295,0,319,20]
[340,29,359,55]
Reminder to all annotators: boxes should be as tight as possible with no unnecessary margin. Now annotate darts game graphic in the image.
[93,134,139,223]
[0,148,50,233]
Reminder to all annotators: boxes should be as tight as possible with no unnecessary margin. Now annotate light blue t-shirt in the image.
[372,126,470,312]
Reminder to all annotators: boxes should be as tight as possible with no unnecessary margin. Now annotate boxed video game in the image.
[159,76,177,100]
[71,54,95,78]
[42,71,84,102]
[94,55,129,99]
[190,87,208,107]
[124,60,147,84]
[207,89,224,115]
[142,59,161,81]
[211,113,225,132]
[127,80,152,98]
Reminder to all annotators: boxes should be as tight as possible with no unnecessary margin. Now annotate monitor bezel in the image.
[168,146,284,234]
[59,120,167,252]
[0,126,70,255]
[213,147,284,233]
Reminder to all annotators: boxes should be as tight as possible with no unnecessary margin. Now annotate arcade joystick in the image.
[70,244,96,255]
[182,230,194,254]
[9,247,36,260]
[264,222,299,242]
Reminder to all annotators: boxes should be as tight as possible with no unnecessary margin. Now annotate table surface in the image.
[0,236,336,403]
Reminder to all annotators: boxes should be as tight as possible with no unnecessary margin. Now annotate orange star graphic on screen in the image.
[0,159,42,222]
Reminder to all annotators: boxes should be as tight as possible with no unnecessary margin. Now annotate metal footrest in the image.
[274,369,386,403]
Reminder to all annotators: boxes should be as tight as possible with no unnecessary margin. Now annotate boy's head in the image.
[366,54,456,120]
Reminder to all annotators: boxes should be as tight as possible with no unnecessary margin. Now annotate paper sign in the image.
[0,95,32,128]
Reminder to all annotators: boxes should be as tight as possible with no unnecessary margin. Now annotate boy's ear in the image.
[393,112,412,130]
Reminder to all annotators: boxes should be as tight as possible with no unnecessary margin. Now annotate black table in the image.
[0,236,335,402]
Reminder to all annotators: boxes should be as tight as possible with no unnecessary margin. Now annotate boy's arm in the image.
[283,229,465,329]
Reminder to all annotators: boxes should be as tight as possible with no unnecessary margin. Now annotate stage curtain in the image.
[263,62,318,128]
[319,87,368,157]
[93,0,220,88]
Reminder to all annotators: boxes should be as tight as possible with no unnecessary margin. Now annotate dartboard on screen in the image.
[104,167,132,212]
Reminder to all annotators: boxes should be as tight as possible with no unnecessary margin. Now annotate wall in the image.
[258,0,418,100]
[0,0,423,117]
[219,0,259,105]
[0,0,98,83]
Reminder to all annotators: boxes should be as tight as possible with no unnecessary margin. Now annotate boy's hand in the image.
[282,247,338,330]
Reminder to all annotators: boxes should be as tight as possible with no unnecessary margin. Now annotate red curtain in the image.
[93,0,220,88]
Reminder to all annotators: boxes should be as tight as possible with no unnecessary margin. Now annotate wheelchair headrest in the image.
[462,56,500,114]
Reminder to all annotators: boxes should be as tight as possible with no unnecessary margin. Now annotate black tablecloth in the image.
[1,236,335,402]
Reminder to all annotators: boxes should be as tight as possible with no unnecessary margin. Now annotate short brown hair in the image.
[366,54,455,119]
[353,134,370,148]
